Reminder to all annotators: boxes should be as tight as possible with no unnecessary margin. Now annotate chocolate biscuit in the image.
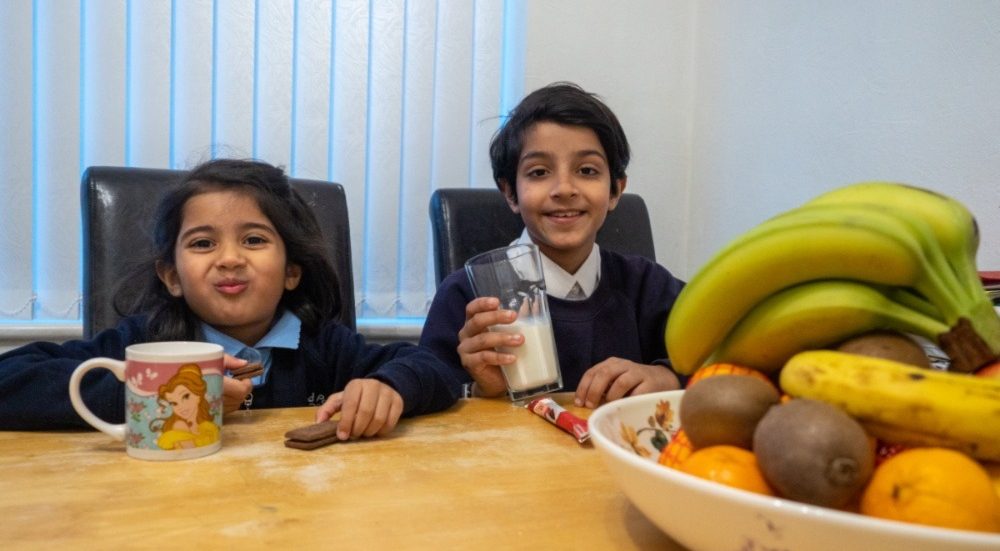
[284,421,342,450]
[229,362,264,380]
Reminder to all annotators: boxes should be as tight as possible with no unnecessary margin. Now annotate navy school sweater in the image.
[0,315,461,430]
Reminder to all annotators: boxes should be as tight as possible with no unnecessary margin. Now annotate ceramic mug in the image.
[69,341,225,460]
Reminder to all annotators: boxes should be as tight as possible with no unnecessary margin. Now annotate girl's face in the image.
[156,190,302,345]
[164,384,199,422]
[503,121,625,274]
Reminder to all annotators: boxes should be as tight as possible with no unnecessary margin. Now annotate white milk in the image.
[491,320,560,391]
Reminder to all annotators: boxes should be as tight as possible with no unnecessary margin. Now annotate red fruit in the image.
[975,360,1000,378]
[875,440,909,467]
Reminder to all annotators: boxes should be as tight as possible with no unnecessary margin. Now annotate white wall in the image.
[522,0,695,276]
[523,1,1000,279]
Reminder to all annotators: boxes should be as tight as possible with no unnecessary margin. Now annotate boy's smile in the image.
[503,121,625,274]
[156,190,302,345]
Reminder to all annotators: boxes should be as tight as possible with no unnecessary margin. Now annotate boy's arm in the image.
[418,271,479,382]
[637,261,686,367]
[574,257,688,407]
[421,271,522,398]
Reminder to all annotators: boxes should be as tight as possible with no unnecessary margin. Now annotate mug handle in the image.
[69,358,127,441]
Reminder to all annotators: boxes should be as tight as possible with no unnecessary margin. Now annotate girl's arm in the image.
[313,322,462,418]
[0,317,144,430]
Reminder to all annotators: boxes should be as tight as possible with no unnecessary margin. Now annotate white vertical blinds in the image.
[0,2,35,321]
[0,0,516,325]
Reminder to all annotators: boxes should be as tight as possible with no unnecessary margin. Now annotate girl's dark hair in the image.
[488,82,630,200]
[115,158,341,341]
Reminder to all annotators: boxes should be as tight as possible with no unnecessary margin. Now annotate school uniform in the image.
[0,312,460,430]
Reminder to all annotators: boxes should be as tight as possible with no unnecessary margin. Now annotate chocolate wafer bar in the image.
[229,362,264,381]
[284,421,342,450]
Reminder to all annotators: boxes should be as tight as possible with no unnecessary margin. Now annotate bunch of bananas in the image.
[666,182,1000,375]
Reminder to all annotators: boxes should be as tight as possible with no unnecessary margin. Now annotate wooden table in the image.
[0,394,685,549]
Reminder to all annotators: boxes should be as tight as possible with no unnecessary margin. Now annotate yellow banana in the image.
[709,280,949,373]
[666,203,951,375]
[781,350,1000,461]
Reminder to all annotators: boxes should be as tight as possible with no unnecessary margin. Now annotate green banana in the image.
[805,183,1000,370]
[781,350,1000,461]
[709,280,949,373]
[808,182,981,302]
[666,203,948,375]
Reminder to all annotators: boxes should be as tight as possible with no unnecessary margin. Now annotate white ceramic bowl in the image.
[589,390,1000,551]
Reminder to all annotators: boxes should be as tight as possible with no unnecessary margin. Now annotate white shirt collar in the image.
[514,229,601,300]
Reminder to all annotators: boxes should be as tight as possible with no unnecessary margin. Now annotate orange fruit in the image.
[679,445,775,496]
[686,363,775,390]
[984,461,1000,501]
[860,447,1000,533]
[658,429,694,469]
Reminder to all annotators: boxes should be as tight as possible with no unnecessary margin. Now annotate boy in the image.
[420,82,685,408]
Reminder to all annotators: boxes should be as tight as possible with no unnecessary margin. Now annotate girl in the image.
[0,159,459,439]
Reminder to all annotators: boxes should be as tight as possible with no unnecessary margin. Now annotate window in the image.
[0,0,524,330]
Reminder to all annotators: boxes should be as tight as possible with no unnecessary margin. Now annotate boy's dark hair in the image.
[488,82,630,200]
[115,158,341,341]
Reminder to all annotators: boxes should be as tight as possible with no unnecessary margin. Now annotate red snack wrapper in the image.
[526,397,590,444]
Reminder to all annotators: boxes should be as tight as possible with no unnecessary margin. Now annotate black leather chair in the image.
[81,166,356,337]
[429,188,656,284]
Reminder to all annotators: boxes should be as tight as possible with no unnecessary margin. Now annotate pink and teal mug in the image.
[69,342,224,460]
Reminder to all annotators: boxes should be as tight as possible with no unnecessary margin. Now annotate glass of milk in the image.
[465,243,563,402]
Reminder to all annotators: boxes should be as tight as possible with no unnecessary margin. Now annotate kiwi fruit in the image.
[680,374,780,450]
[836,330,931,369]
[753,399,874,508]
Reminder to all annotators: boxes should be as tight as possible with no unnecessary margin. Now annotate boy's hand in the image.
[222,354,253,414]
[574,358,681,408]
[315,379,403,439]
[456,297,524,397]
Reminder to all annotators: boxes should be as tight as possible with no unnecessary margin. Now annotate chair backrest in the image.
[81,166,356,338]
[429,188,656,284]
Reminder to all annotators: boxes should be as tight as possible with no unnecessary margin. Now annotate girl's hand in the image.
[315,379,403,439]
[574,358,681,408]
[456,297,522,398]
[222,377,253,414]
[221,354,253,414]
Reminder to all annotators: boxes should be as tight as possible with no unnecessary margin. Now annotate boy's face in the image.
[501,121,625,274]
[156,190,302,345]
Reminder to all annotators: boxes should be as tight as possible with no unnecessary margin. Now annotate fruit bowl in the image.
[589,390,1000,551]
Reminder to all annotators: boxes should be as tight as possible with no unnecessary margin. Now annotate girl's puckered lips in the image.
[214,279,249,295]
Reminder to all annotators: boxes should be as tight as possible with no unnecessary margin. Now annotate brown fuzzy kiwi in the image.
[753,399,874,508]
[835,330,931,369]
[679,374,780,450]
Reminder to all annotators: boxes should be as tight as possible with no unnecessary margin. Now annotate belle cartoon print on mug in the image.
[148,363,222,450]
[70,342,225,460]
